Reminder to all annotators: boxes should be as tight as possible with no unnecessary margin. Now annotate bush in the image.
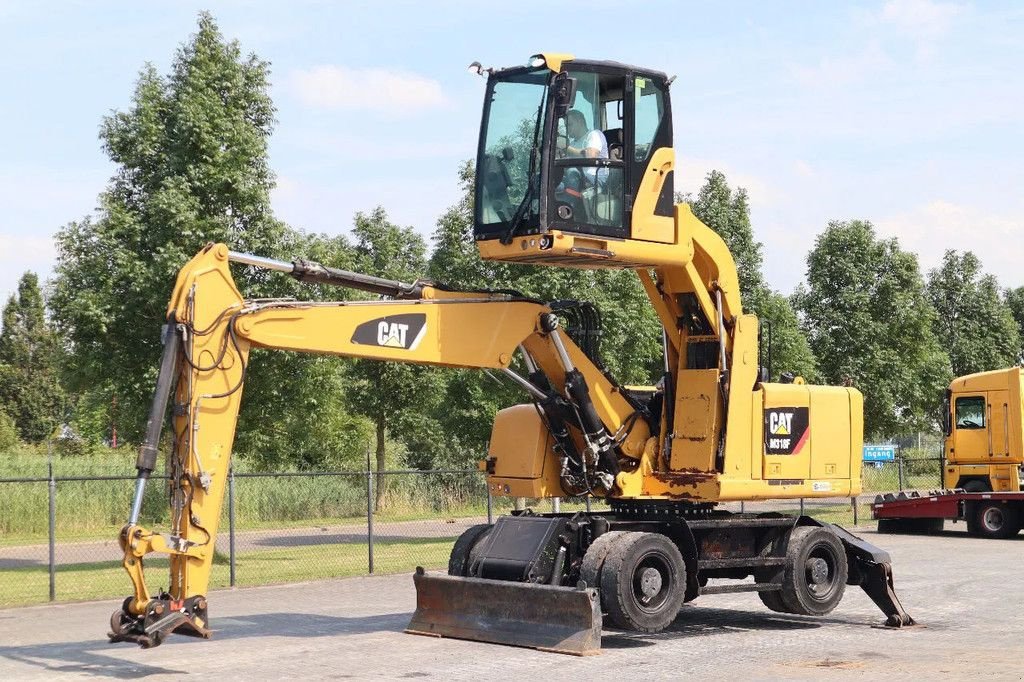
[0,409,19,452]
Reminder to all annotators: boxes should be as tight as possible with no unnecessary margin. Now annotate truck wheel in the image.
[968,501,1020,539]
[447,524,492,576]
[599,532,686,633]
[579,530,629,591]
[779,527,848,617]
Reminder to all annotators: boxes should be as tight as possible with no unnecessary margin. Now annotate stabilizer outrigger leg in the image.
[822,522,916,628]
[109,594,212,649]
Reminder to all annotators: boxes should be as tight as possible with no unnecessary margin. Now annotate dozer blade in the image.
[406,567,602,656]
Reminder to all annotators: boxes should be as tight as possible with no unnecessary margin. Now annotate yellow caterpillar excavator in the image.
[108,53,914,653]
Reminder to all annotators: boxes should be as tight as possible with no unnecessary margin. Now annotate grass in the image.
[0,537,457,608]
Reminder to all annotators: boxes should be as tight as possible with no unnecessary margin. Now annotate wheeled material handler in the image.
[109,53,914,654]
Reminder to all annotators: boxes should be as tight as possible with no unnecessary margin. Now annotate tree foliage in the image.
[48,13,365,467]
[926,250,1020,376]
[794,220,951,437]
[0,273,65,442]
[1004,286,1024,364]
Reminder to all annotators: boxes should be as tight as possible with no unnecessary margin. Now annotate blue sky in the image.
[1,0,1021,308]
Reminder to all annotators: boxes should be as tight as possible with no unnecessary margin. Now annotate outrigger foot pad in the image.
[109,594,212,648]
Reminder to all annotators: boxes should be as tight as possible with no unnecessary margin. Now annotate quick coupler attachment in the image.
[109,594,212,648]
[406,567,603,656]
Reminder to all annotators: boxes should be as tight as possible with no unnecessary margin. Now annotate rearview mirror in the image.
[553,73,577,118]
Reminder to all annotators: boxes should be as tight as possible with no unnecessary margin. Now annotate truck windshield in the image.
[476,69,548,231]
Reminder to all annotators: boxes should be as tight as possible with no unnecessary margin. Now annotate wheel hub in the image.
[983,507,1004,530]
[639,566,663,599]
[806,557,830,585]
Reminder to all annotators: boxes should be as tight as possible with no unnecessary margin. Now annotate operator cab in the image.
[473,54,675,252]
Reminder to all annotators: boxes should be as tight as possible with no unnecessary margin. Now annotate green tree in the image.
[49,14,364,468]
[685,171,817,380]
[1004,286,1024,364]
[794,220,951,437]
[926,250,1020,376]
[0,273,65,442]
[345,207,445,507]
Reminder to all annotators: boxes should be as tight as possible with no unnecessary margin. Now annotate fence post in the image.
[551,497,561,513]
[740,501,745,513]
[897,454,905,491]
[852,496,858,526]
[585,496,591,513]
[486,483,493,525]
[47,440,56,602]
[366,448,374,574]
[228,466,236,587]
[799,497,805,517]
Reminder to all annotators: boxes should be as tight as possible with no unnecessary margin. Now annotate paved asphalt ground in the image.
[0,525,1021,680]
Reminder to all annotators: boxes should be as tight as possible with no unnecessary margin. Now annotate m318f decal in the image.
[764,407,809,455]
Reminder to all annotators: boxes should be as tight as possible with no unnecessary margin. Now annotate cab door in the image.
[988,390,1011,459]
[951,394,987,463]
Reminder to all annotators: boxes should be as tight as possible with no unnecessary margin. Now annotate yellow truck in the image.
[874,367,1024,538]
[943,367,1023,493]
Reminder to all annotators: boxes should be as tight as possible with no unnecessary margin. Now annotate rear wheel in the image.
[962,479,991,493]
[779,527,848,617]
[968,501,1020,539]
[757,588,790,613]
[447,524,492,576]
[579,531,629,591]
[599,532,686,633]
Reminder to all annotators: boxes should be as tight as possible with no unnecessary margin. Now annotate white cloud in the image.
[791,41,892,88]
[675,155,776,207]
[878,0,965,59]
[289,65,450,115]
[876,200,1024,286]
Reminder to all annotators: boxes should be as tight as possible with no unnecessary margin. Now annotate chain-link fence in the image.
[0,456,944,609]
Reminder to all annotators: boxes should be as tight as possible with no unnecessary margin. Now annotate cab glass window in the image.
[550,70,625,234]
[955,396,986,430]
[633,76,664,162]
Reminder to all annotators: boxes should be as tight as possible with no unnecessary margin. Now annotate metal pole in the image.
[552,497,561,513]
[897,452,905,491]
[366,448,374,574]
[852,496,858,526]
[585,496,592,513]
[47,441,56,602]
[740,501,745,513]
[486,484,493,525]
[799,497,805,517]
[228,466,236,587]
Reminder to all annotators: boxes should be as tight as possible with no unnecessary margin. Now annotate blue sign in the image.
[863,444,896,462]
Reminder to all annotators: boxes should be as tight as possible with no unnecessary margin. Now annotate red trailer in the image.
[872,490,1024,539]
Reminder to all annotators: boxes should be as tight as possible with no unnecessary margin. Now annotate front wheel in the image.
[599,532,686,633]
[447,524,492,576]
[779,526,848,616]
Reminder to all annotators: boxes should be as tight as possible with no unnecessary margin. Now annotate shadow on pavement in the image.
[0,639,187,679]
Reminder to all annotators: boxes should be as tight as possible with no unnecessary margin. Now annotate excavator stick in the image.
[406,568,603,656]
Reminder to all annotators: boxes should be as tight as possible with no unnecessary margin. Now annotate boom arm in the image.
[110,242,644,646]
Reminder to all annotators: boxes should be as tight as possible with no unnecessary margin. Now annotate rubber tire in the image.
[779,526,848,617]
[579,530,629,591]
[758,588,790,613]
[968,501,1020,539]
[599,532,687,633]
[447,523,492,576]
[962,480,991,493]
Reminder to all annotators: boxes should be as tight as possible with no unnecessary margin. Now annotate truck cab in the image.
[943,367,1024,492]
